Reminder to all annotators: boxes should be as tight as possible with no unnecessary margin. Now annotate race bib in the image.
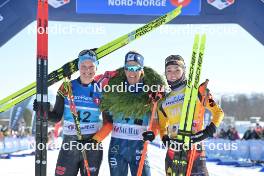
[111,123,147,140]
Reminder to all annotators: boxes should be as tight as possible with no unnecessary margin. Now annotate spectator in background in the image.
[242,127,252,140]
[255,123,262,136]
[0,131,4,141]
[242,126,261,140]
[1,126,9,137]
[228,127,240,140]
[218,128,228,139]
[226,125,232,139]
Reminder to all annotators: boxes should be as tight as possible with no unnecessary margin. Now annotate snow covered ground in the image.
[0,137,263,176]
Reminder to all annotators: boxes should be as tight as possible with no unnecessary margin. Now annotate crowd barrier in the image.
[205,139,264,171]
[151,138,264,171]
[1,137,264,171]
[0,136,34,155]
[205,139,264,162]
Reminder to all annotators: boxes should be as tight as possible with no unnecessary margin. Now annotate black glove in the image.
[162,135,186,150]
[87,138,98,144]
[148,91,156,102]
[148,91,164,103]
[142,131,155,142]
[191,122,216,143]
[33,99,50,112]
[33,99,38,111]
[162,135,171,147]
[77,138,98,146]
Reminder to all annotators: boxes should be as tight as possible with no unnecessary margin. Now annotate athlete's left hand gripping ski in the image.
[169,34,206,176]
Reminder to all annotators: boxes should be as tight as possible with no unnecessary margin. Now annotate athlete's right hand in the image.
[162,135,171,147]
[77,138,98,146]
[33,99,50,112]
[148,91,164,103]
[33,99,38,111]
[142,131,155,142]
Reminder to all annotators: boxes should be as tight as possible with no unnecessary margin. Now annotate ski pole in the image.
[64,78,91,176]
[137,91,163,176]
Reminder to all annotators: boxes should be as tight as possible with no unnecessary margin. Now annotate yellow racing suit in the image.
[158,83,224,176]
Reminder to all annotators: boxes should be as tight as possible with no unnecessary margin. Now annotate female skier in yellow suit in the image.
[143,55,224,176]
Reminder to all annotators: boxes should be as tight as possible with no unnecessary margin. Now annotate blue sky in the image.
[0,22,263,100]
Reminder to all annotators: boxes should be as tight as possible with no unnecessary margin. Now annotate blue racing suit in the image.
[51,78,103,176]
[108,115,151,176]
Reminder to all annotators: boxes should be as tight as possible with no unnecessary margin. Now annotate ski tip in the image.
[193,34,200,48]
[178,5,183,11]
[170,5,182,17]
[194,34,200,40]
[174,5,183,11]
[194,34,206,44]
[169,5,182,19]
[201,34,206,43]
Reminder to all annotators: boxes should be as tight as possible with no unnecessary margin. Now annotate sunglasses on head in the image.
[79,54,97,62]
[79,50,98,63]
[165,55,185,66]
[79,50,97,57]
[124,65,143,72]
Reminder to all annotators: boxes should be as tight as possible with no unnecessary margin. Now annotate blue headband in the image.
[124,52,144,67]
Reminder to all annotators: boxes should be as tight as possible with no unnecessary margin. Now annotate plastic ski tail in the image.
[0,6,182,113]
[35,0,48,176]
